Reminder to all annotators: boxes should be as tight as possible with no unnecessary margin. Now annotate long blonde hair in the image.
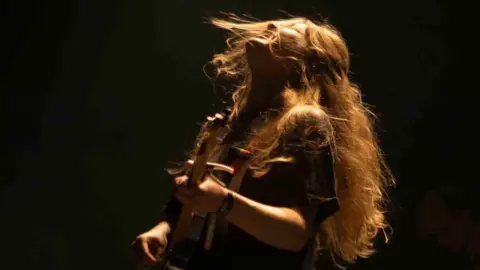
[199,14,393,266]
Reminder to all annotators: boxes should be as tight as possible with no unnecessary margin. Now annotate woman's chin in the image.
[246,39,270,57]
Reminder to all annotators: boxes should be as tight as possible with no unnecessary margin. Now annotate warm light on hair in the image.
[194,14,394,267]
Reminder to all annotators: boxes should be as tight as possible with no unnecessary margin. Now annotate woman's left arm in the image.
[175,174,315,252]
[224,189,313,252]
[223,108,334,251]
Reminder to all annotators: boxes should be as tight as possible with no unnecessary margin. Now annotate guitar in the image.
[154,109,251,270]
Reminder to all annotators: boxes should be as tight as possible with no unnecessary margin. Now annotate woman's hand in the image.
[174,174,228,214]
[132,222,171,268]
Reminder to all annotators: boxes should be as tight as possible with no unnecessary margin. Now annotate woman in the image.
[133,14,393,270]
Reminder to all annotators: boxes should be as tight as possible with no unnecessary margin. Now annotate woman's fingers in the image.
[174,175,188,187]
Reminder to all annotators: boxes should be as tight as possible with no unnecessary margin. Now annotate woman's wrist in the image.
[217,189,235,216]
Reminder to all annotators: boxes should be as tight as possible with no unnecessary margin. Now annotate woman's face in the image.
[246,22,308,79]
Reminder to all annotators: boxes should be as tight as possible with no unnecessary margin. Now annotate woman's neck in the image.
[246,77,287,112]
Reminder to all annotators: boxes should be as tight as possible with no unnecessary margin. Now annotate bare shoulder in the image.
[283,105,328,125]
[279,105,331,138]
[276,105,332,154]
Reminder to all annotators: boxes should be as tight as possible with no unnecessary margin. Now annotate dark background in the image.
[2,0,478,269]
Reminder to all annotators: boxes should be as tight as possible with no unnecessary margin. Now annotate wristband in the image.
[217,192,234,216]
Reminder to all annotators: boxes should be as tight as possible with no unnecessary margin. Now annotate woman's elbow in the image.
[281,229,310,252]
[277,208,311,252]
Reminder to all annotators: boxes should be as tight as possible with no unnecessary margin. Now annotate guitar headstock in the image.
[188,110,231,186]
[205,108,231,130]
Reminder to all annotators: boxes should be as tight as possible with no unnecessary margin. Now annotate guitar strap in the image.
[301,197,339,270]
[302,144,339,270]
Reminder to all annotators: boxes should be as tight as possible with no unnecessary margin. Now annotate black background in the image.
[2,0,479,269]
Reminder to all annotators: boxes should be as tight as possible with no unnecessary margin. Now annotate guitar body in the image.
[153,110,251,270]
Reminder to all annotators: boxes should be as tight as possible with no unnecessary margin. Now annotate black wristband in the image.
[217,192,234,216]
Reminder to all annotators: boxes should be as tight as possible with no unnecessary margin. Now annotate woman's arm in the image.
[224,190,313,252]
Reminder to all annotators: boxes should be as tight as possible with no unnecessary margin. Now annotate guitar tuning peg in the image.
[206,115,215,121]
[206,109,231,127]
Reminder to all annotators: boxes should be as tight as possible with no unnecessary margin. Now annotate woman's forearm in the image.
[225,191,309,252]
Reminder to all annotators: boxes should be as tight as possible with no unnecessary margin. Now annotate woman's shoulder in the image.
[284,104,327,121]
[279,104,331,137]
